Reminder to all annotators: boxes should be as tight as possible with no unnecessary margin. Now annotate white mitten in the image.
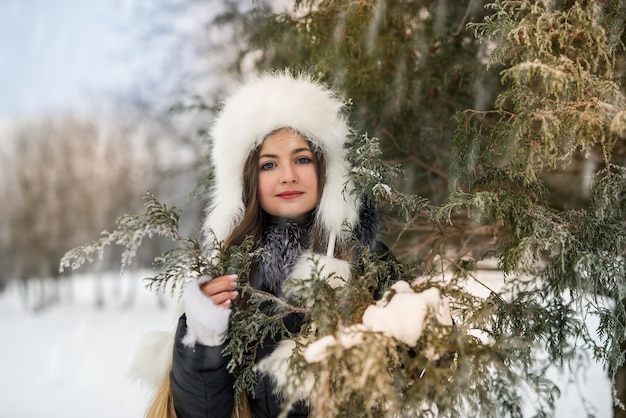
[182,277,231,347]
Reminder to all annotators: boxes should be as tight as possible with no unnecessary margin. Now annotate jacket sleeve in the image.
[170,314,234,418]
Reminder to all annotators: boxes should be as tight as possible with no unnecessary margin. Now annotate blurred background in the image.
[0,1,225,416]
[0,0,216,285]
[0,0,621,417]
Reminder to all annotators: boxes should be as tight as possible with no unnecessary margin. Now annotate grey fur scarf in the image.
[255,220,310,294]
[254,199,380,295]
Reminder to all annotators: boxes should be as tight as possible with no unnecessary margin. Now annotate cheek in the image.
[304,167,319,198]
[257,173,273,200]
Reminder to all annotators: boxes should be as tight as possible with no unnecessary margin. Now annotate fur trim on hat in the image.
[203,71,360,249]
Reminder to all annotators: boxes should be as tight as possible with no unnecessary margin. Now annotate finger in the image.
[200,275,237,298]
[210,290,239,307]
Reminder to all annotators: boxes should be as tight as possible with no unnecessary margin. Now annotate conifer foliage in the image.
[62,0,626,416]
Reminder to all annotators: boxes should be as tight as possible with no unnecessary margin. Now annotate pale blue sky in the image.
[0,0,140,120]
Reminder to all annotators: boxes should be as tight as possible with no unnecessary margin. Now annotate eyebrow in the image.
[258,147,312,159]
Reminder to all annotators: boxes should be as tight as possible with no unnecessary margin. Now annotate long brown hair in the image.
[144,372,251,418]
[144,372,176,418]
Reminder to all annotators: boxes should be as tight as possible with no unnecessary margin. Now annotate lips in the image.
[276,191,304,199]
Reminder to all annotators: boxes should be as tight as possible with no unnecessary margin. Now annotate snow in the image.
[303,335,337,363]
[0,271,614,417]
[0,271,177,418]
[362,281,444,346]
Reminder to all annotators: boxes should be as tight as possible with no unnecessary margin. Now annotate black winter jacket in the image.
[170,315,234,418]
[170,314,310,418]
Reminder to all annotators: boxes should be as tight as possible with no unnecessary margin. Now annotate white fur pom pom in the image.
[127,331,175,388]
[289,253,351,289]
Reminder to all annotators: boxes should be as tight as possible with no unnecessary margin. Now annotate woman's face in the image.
[257,130,319,222]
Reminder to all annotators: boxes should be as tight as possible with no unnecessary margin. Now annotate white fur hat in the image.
[203,71,360,250]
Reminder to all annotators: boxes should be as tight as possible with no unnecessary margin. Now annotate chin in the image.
[282,212,310,222]
[269,205,316,220]
[267,208,314,223]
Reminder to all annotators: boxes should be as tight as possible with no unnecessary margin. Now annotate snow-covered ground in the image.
[0,271,614,417]
[0,271,177,418]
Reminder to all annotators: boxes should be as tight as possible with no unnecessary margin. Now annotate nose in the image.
[280,165,298,183]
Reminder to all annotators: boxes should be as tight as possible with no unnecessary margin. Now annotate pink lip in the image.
[277,191,304,199]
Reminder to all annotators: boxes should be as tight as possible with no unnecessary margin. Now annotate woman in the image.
[147,71,396,418]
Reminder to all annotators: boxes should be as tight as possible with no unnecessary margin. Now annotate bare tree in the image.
[0,115,157,309]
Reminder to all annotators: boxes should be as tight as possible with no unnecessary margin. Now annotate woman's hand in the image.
[200,275,238,308]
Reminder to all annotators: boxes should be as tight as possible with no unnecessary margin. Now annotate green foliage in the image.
[211,0,626,415]
[463,0,625,184]
[60,192,185,275]
[346,132,431,222]
[446,1,626,414]
[62,0,626,416]
[225,273,310,403]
